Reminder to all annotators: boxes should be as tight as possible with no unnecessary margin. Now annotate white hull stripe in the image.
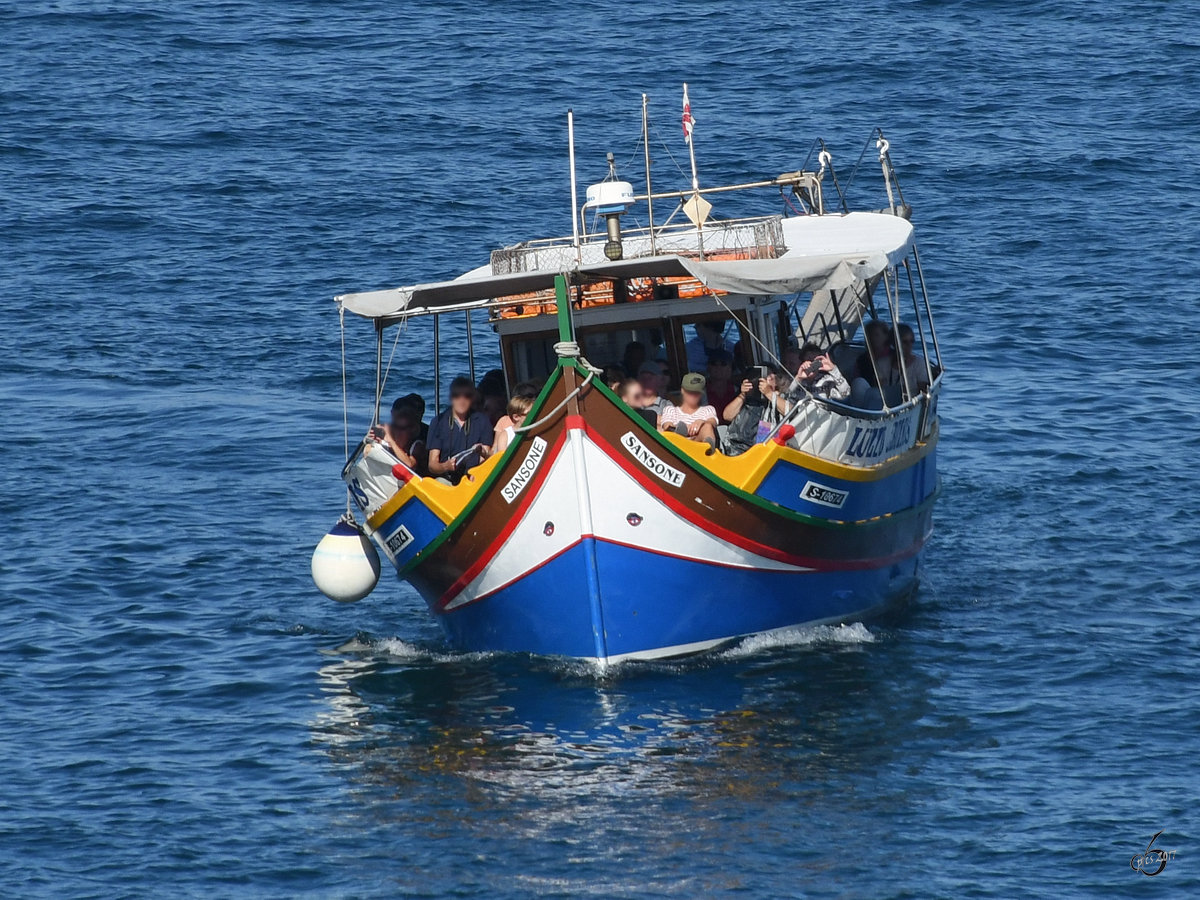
[443,430,811,612]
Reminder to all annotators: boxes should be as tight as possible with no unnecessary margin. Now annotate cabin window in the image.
[577,325,666,374]
[676,314,752,373]
[507,335,558,384]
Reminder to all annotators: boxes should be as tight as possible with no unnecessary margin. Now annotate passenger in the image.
[796,346,851,401]
[603,364,626,391]
[659,373,719,450]
[685,320,735,373]
[878,324,931,397]
[704,349,739,423]
[426,376,493,484]
[617,377,658,428]
[394,392,429,442]
[491,381,539,454]
[477,368,507,398]
[480,393,506,426]
[656,359,675,395]
[850,320,894,409]
[382,404,426,472]
[477,370,508,426]
[621,341,646,376]
[854,320,893,388]
[780,345,802,379]
[637,361,671,419]
[722,368,785,456]
[491,392,535,456]
[732,338,752,372]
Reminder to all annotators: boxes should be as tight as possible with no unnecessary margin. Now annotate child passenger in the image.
[491,382,540,455]
[492,394,534,455]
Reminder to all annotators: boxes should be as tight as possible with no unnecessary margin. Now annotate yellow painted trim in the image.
[366,488,418,531]
[774,426,939,483]
[658,421,940,489]
[365,453,503,531]
[658,432,777,491]
[367,421,941,532]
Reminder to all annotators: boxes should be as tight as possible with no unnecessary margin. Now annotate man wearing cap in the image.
[659,372,719,450]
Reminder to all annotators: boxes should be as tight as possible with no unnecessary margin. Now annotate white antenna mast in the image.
[568,109,581,263]
[642,93,656,255]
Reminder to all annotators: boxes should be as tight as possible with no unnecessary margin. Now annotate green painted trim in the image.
[401,369,938,576]
[587,377,847,527]
[396,368,565,576]
[554,274,573,351]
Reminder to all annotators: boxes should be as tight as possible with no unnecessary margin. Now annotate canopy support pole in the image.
[831,289,848,342]
[910,245,943,372]
[883,269,912,401]
[372,322,384,423]
[903,257,935,387]
[433,314,441,416]
[465,309,476,384]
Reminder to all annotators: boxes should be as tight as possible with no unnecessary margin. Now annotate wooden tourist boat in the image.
[313,96,943,664]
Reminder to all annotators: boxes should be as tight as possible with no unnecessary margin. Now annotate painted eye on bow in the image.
[626,513,643,526]
[543,521,555,536]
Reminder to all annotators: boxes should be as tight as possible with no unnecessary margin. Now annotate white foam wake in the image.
[719,621,877,659]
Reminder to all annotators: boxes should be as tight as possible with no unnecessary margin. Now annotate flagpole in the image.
[683,83,704,259]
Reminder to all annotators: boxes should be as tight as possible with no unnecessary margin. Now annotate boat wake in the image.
[335,635,497,666]
[333,622,876,675]
[718,621,876,660]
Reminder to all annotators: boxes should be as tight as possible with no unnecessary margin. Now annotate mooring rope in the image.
[512,342,599,434]
[339,305,352,517]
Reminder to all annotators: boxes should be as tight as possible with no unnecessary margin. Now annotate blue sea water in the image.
[2,0,1199,896]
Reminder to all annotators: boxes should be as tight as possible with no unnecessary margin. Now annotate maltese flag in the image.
[682,84,695,143]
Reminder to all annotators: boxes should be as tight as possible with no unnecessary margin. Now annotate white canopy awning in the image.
[336,211,913,322]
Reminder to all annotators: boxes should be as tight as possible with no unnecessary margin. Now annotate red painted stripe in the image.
[585,424,931,569]
[582,425,823,566]
[435,430,569,608]
[439,538,585,613]
[436,423,927,610]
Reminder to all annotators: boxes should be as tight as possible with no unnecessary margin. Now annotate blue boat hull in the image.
[434,537,923,661]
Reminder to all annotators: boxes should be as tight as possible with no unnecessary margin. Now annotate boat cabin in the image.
[337,157,943,470]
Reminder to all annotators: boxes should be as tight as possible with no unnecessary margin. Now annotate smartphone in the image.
[745,366,765,400]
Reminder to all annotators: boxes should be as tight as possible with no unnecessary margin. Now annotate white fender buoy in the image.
[312,517,380,603]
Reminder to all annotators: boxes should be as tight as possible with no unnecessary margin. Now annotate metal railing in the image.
[490,215,787,275]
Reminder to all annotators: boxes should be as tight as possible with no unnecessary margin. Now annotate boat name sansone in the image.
[620,432,686,487]
[501,437,548,503]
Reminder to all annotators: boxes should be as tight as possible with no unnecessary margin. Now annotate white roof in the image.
[336,212,913,322]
